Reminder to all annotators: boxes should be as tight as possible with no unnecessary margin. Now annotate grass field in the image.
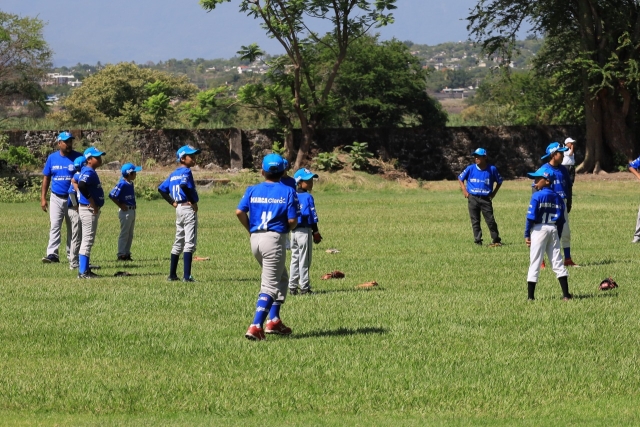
[1,175,640,426]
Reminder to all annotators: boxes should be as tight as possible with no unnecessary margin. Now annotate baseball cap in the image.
[283,159,290,170]
[84,147,106,159]
[73,156,87,170]
[176,145,201,162]
[527,170,552,180]
[121,162,142,176]
[293,168,319,183]
[262,153,285,173]
[57,131,74,142]
[473,148,487,156]
[564,137,576,144]
[541,142,568,160]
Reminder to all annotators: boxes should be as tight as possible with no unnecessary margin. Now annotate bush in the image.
[0,135,39,171]
[0,177,42,203]
[344,141,373,170]
[313,151,341,171]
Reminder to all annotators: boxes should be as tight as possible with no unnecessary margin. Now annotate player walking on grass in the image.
[289,168,322,295]
[236,154,300,341]
[67,156,86,270]
[77,147,106,279]
[158,145,201,282]
[109,163,142,261]
[458,148,503,247]
[41,132,82,264]
[525,170,572,301]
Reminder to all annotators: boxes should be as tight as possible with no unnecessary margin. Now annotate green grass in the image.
[1,176,640,426]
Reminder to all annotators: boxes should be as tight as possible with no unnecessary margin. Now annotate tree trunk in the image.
[294,122,314,170]
[600,89,635,163]
[577,82,604,173]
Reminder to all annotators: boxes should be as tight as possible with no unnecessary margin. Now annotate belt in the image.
[52,193,68,199]
[124,206,136,210]
[470,194,491,199]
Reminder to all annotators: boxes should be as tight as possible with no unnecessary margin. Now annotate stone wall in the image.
[3,126,585,180]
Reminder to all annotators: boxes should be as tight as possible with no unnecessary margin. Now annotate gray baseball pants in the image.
[118,208,136,257]
[561,206,571,249]
[46,194,72,259]
[79,206,100,257]
[289,228,312,291]
[172,204,197,255]
[250,231,289,304]
[68,207,82,268]
[634,205,640,243]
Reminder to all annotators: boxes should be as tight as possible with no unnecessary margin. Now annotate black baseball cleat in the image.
[289,288,299,296]
[182,276,196,282]
[167,275,180,282]
[42,254,60,263]
[117,255,133,261]
[88,264,101,270]
[300,289,313,295]
[78,271,99,279]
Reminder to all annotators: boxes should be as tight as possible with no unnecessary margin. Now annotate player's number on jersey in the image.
[541,213,557,224]
[171,184,181,201]
[258,211,273,230]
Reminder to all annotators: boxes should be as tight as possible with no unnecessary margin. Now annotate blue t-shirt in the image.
[535,163,572,200]
[524,187,566,238]
[67,171,80,207]
[281,176,297,190]
[237,182,300,233]
[42,151,82,196]
[458,164,503,196]
[629,156,640,170]
[158,167,198,203]
[109,178,136,207]
[78,166,105,207]
[296,191,319,228]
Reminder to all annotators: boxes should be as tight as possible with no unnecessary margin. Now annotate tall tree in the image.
[200,0,397,168]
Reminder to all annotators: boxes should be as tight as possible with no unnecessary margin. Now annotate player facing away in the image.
[41,131,82,264]
[289,168,322,295]
[77,147,107,279]
[525,170,571,301]
[280,159,296,250]
[536,142,578,267]
[457,148,503,247]
[626,155,640,243]
[236,153,300,341]
[67,156,86,270]
[158,145,201,282]
[109,163,142,261]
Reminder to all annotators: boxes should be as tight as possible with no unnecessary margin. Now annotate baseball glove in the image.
[599,277,618,291]
[321,270,345,280]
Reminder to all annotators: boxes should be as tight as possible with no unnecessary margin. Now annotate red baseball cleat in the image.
[541,260,546,269]
[245,325,266,341]
[265,319,292,335]
[564,258,580,267]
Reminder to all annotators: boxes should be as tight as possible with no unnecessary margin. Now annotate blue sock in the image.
[79,255,89,274]
[183,252,193,279]
[170,253,179,277]
[564,248,571,259]
[269,302,281,321]
[252,293,274,327]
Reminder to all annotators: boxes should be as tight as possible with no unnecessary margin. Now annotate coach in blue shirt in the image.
[458,148,503,247]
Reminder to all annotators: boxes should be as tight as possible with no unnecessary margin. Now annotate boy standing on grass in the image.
[236,154,300,341]
[77,147,106,279]
[158,145,201,282]
[281,159,296,250]
[525,170,571,301]
[67,156,86,270]
[289,168,322,295]
[109,163,142,261]
[457,148,503,247]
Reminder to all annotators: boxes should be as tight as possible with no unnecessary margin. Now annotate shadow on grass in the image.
[571,292,619,300]
[290,327,386,340]
[579,259,632,266]
[309,287,384,295]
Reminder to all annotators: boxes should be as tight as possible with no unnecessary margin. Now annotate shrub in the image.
[0,176,42,203]
[313,151,341,171]
[344,141,373,170]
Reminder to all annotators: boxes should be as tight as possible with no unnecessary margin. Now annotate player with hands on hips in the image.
[457,148,503,247]
[41,131,82,264]
[77,147,106,279]
[525,170,571,301]
[158,145,201,282]
[109,163,142,261]
[289,167,321,296]
[236,154,300,341]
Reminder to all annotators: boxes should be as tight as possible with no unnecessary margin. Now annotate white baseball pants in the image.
[46,194,72,259]
[561,206,571,249]
[68,207,82,268]
[117,208,136,257]
[527,224,568,283]
[289,228,312,291]
[79,206,100,257]
[250,231,289,304]
[171,204,197,255]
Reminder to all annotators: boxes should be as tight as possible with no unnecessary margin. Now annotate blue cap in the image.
[176,145,201,162]
[262,153,285,173]
[84,147,106,159]
[73,156,87,170]
[293,168,319,183]
[527,170,552,180]
[541,142,568,160]
[283,159,290,170]
[473,148,487,156]
[121,162,142,176]
[57,131,74,142]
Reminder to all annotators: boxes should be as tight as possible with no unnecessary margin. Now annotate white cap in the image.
[564,137,576,144]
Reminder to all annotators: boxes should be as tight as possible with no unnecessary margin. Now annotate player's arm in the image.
[457,179,469,198]
[490,183,502,199]
[180,184,198,212]
[77,180,99,214]
[40,175,51,212]
[157,187,177,207]
[629,165,640,181]
[235,209,250,233]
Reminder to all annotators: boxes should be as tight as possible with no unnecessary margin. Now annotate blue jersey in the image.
[629,156,640,170]
[458,164,503,196]
[42,151,82,196]
[296,191,319,228]
[281,176,297,190]
[67,172,80,207]
[237,182,300,233]
[158,167,198,203]
[78,166,105,207]
[535,163,572,200]
[524,187,566,238]
[109,178,136,207]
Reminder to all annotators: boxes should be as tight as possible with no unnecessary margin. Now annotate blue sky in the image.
[5,0,484,66]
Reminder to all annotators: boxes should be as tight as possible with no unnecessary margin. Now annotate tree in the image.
[200,0,397,168]
[0,11,52,124]
[468,0,640,173]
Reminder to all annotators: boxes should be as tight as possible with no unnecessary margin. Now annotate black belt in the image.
[470,194,491,200]
[124,206,136,210]
[52,193,68,199]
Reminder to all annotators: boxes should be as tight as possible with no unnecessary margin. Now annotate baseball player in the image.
[289,167,322,295]
[561,137,576,184]
[626,155,640,242]
[280,159,296,250]
[457,148,503,247]
[158,145,201,282]
[525,170,571,301]
[41,131,82,264]
[67,156,86,270]
[236,153,300,341]
[536,142,577,266]
[77,147,107,279]
[109,162,142,261]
